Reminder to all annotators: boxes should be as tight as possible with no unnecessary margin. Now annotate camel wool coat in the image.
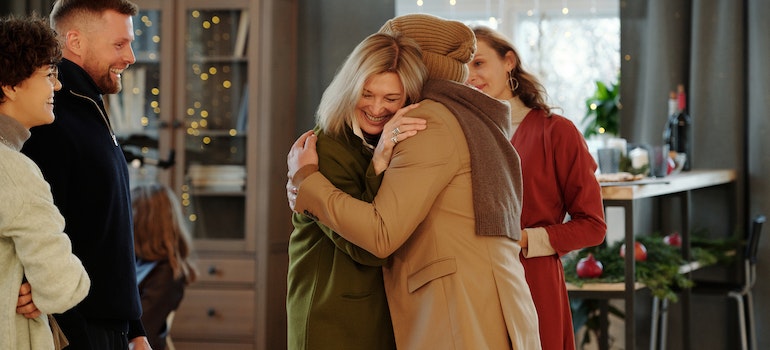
[295,90,541,349]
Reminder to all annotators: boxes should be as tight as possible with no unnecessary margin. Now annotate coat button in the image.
[303,210,318,221]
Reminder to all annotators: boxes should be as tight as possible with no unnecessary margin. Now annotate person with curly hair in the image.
[0,14,91,350]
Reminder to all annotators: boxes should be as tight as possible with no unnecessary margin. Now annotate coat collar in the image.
[0,113,30,151]
[58,58,104,102]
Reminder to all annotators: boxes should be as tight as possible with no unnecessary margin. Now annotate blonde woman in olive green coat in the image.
[286,32,428,350]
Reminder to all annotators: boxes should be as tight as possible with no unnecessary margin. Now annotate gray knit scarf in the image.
[421,79,523,240]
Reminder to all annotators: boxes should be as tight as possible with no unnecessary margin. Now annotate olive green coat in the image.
[286,125,395,350]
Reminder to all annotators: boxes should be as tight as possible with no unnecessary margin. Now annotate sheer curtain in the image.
[620,0,770,348]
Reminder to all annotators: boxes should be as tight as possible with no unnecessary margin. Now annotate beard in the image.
[82,60,122,94]
[95,70,122,95]
[98,74,122,95]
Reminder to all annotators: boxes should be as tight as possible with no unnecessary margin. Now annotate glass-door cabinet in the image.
[110,0,289,348]
[112,0,256,252]
[112,0,172,187]
[175,1,252,250]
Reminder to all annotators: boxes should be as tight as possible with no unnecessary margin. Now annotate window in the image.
[396,0,620,127]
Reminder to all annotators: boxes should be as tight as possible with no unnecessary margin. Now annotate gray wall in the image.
[621,1,770,349]
[294,0,395,134]
[745,1,770,348]
[0,0,52,17]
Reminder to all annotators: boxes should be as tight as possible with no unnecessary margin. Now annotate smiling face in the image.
[79,10,136,94]
[354,72,407,135]
[466,39,516,100]
[11,66,62,128]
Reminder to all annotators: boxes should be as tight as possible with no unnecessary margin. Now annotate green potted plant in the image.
[582,78,621,138]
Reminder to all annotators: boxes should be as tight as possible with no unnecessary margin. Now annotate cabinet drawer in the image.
[171,289,255,339]
[195,258,255,284]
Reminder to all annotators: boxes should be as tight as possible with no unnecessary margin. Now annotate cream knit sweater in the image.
[0,114,90,350]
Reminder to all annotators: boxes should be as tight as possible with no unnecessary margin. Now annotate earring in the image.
[507,70,519,93]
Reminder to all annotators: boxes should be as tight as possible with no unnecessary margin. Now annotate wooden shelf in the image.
[567,282,644,292]
[566,260,704,293]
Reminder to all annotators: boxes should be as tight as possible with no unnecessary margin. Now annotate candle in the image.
[606,137,628,156]
[629,147,649,169]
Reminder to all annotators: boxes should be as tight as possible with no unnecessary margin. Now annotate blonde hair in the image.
[471,26,552,115]
[132,183,197,284]
[316,32,427,137]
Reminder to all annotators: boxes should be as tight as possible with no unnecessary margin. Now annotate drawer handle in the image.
[207,308,217,317]
[208,265,218,275]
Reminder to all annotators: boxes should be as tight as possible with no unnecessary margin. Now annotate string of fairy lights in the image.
[127,8,249,231]
[406,0,603,27]
[131,9,245,143]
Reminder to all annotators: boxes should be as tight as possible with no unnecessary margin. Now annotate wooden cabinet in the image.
[174,288,256,339]
[171,256,256,346]
[113,0,295,348]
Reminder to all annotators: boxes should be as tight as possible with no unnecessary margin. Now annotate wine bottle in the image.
[663,91,677,150]
[670,84,691,170]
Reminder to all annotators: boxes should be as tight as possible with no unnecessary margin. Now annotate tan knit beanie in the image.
[379,14,475,82]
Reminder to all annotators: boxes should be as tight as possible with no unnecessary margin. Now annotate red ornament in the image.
[577,253,604,278]
[620,241,648,261]
[663,232,682,247]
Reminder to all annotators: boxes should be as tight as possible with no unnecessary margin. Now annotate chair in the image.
[649,215,765,350]
[690,215,765,350]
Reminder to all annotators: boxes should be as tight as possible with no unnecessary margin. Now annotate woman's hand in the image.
[373,103,425,174]
[286,178,298,212]
[17,282,40,319]
[287,130,318,180]
[286,130,318,211]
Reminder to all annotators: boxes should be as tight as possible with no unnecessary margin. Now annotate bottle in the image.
[670,84,691,170]
[662,91,677,150]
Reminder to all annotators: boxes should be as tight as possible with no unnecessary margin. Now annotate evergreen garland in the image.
[564,232,738,302]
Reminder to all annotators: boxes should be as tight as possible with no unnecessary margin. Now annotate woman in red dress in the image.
[467,26,607,350]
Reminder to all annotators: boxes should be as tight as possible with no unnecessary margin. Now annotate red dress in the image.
[512,109,607,350]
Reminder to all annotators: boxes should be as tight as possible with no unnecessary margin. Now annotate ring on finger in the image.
[391,136,398,145]
[392,127,401,136]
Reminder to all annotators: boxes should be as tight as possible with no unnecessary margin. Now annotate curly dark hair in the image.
[0,14,62,102]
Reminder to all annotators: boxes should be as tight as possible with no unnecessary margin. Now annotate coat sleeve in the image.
[543,117,606,256]
[3,155,90,314]
[308,133,389,266]
[295,104,460,258]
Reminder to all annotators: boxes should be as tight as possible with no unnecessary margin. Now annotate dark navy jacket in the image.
[22,58,145,339]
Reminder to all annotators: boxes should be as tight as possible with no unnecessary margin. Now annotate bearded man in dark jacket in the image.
[21,0,151,349]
